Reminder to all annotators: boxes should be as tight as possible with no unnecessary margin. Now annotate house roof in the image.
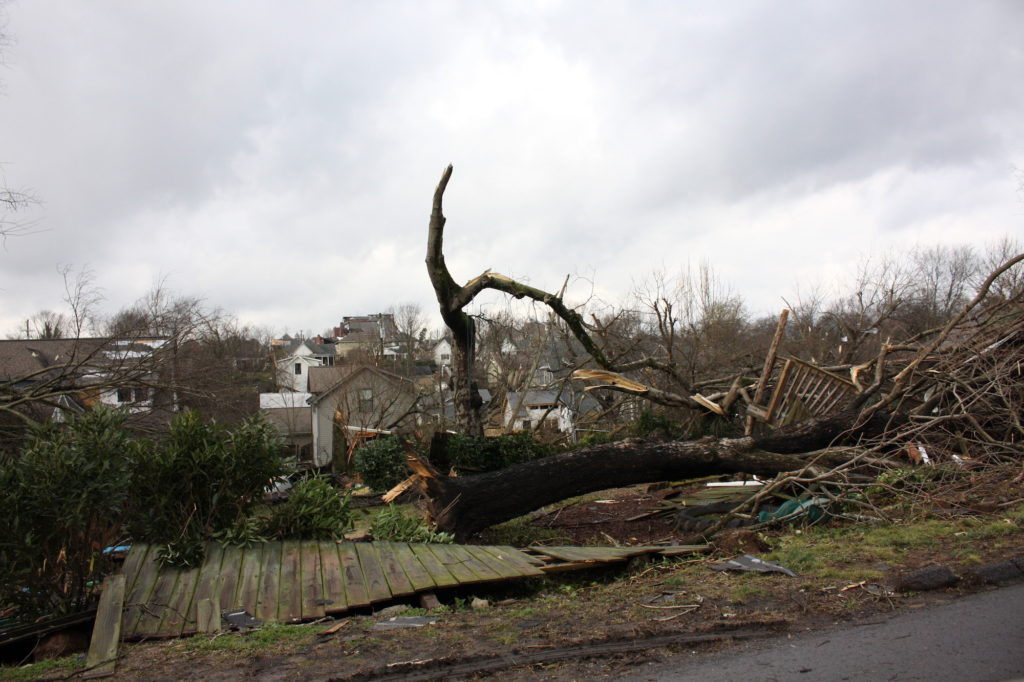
[308,364,417,406]
[505,389,601,419]
[299,340,336,356]
[507,390,559,409]
[0,338,111,383]
[307,365,354,394]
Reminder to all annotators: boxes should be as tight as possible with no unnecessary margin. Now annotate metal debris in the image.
[710,554,797,577]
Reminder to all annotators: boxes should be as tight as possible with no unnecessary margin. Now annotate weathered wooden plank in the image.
[488,546,547,575]
[158,566,200,636]
[255,542,282,623]
[278,540,304,622]
[407,543,460,589]
[386,542,437,591]
[234,544,265,617]
[300,541,327,620]
[134,568,181,637]
[463,545,525,579]
[473,545,544,578]
[121,545,162,638]
[120,544,149,597]
[765,358,794,423]
[319,541,347,614]
[423,544,478,584]
[184,544,224,633]
[83,574,125,679]
[195,596,221,634]
[374,542,416,597]
[449,544,504,581]
[354,542,392,603]
[655,544,711,556]
[216,545,245,614]
[337,543,370,609]
[531,546,626,563]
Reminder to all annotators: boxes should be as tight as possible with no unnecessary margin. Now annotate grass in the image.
[182,622,319,654]
[477,517,569,547]
[730,576,766,602]
[0,655,81,681]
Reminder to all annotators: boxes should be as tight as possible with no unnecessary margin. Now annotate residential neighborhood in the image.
[256,312,611,470]
[2,2,1023,677]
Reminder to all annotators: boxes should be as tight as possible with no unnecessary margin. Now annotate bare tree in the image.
[905,244,979,330]
[0,185,38,242]
[104,285,269,423]
[979,236,1024,301]
[0,14,40,243]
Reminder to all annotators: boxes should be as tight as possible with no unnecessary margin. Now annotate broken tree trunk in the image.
[418,408,892,539]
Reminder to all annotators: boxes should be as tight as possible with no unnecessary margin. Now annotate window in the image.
[440,353,450,362]
[116,387,146,403]
[294,363,302,375]
[358,388,373,413]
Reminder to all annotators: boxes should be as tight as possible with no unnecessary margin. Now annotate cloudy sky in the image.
[1,0,1022,337]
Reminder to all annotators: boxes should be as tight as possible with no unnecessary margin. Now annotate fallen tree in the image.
[420,165,1024,538]
[411,409,896,539]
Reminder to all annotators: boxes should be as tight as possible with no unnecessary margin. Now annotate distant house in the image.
[274,338,337,392]
[432,337,453,376]
[259,392,313,463]
[504,388,601,440]
[307,365,421,468]
[332,315,397,359]
[0,336,172,439]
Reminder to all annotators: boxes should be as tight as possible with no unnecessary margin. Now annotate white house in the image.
[275,339,337,392]
[504,389,601,440]
[432,337,452,376]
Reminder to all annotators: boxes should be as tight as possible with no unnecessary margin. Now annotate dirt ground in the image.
[15,469,1024,681]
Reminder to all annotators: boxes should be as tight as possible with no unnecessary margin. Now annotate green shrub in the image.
[446,432,551,473]
[370,504,453,544]
[632,409,687,440]
[125,411,286,566]
[0,408,135,616]
[261,476,352,540]
[352,435,410,491]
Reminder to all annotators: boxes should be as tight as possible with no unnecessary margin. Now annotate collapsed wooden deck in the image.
[119,541,706,639]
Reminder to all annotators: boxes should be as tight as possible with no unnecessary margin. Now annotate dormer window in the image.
[294,363,302,375]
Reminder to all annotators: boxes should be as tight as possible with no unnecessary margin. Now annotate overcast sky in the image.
[1,0,1022,338]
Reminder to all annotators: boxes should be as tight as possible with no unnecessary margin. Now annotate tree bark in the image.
[425,165,484,435]
[419,408,888,539]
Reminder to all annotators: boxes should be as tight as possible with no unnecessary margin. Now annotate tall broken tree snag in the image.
[426,165,484,435]
[426,165,713,433]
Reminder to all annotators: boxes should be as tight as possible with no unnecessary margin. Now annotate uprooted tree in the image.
[424,164,1024,539]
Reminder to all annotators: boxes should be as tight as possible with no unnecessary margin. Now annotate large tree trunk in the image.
[425,165,485,435]
[418,409,890,539]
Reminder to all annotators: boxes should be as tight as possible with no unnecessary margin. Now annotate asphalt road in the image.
[628,583,1024,682]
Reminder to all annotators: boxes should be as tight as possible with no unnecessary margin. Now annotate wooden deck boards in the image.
[118,541,705,639]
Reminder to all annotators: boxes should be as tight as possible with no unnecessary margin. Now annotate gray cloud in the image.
[1,0,1021,336]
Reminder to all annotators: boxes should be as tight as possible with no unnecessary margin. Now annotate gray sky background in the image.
[1,0,1022,337]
